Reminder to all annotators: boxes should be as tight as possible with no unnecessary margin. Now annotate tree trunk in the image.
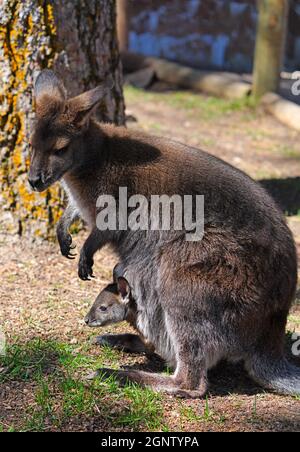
[252,0,289,99]
[117,0,129,52]
[0,0,125,240]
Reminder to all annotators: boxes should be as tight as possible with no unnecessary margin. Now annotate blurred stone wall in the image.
[128,0,300,73]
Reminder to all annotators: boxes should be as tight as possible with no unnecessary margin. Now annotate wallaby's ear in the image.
[34,70,66,117]
[67,78,113,128]
[117,277,131,304]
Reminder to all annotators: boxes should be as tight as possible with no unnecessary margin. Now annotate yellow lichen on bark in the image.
[0,1,64,239]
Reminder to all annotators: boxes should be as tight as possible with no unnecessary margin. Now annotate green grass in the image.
[277,145,300,160]
[288,315,300,327]
[124,86,255,121]
[179,404,201,422]
[179,395,226,429]
[202,395,213,421]
[116,384,163,430]
[252,395,258,418]
[179,396,214,426]
[61,378,96,418]
[0,424,16,432]
[0,339,66,382]
[245,128,271,141]
[0,339,165,432]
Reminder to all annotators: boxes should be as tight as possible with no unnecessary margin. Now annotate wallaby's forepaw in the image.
[57,230,76,260]
[94,335,113,347]
[78,253,94,280]
[94,334,150,354]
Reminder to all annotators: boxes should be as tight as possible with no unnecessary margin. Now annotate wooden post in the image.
[253,0,289,99]
[117,0,129,52]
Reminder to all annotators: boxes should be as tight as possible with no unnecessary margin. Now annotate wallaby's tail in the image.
[246,355,300,395]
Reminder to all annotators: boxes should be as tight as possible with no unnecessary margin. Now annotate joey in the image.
[85,277,154,355]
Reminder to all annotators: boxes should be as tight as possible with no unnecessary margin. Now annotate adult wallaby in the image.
[29,70,299,398]
[85,276,155,355]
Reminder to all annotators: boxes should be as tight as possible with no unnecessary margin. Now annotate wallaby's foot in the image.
[166,388,206,399]
[95,368,207,399]
[78,252,94,280]
[57,229,76,260]
[95,334,150,354]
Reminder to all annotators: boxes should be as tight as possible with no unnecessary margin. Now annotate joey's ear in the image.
[67,78,113,128]
[117,277,131,303]
[34,70,66,117]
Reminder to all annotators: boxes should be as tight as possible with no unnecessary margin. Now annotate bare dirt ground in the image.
[0,86,299,432]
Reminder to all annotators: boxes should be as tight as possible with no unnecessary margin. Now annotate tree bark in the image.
[0,0,125,239]
[252,0,289,99]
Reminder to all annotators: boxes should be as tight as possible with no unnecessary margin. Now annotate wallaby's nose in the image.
[84,316,90,325]
[28,175,43,191]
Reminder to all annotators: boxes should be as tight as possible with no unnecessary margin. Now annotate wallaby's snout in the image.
[84,314,90,325]
[28,144,50,192]
[28,158,52,192]
[28,173,43,192]
[28,151,59,192]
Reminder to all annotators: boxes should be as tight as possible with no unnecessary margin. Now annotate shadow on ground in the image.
[260,177,300,216]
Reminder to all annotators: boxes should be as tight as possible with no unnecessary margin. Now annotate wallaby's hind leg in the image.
[95,333,151,354]
[95,327,208,398]
[93,335,208,398]
[95,359,207,399]
[173,359,208,397]
[166,324,208,398]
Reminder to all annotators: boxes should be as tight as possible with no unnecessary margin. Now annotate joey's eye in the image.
[99,306,107,312]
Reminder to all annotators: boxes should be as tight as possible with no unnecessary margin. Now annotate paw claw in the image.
[78,256,95,281]
[58,232,77,260]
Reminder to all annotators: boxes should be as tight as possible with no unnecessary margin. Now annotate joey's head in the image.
[28,70,111,192]
[85,278,132,328]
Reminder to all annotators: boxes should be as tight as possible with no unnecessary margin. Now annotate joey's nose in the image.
[28,176,43,191]
[84,316,90,325]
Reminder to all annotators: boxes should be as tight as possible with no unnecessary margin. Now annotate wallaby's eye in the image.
[99,306,107,312]
[54,137,71,154]
[55,145,69,155]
